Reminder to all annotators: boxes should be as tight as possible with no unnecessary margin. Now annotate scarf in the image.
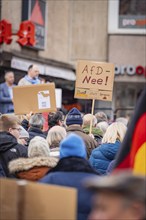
[25,75,40,85]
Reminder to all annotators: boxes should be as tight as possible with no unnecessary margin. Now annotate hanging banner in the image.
[74,60,115,101]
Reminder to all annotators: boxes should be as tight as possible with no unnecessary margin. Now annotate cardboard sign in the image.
[0,179,18,220]
[0,178,77,220]
[74,60,115,101]
[13,83,56,114]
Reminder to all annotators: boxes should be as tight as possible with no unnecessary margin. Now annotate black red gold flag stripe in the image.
[114,87,146,175]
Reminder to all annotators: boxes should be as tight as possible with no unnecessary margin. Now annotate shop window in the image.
[116,86,136,109]
[108,0,146,34]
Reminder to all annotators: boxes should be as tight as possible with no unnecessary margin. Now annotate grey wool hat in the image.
[28,136,50,158]
[19,126,29,139]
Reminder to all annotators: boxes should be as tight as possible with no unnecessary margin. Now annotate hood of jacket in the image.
[92,141,121,160]
[28,127,44,134]
[9,156,58,173]
[83,126,103,137]
[0,132,18,153]
[66,125,84,133]
[50,157,99,175]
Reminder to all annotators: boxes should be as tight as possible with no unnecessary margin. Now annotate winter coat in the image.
[40,157,99,220]
[66,126,98,158]
[0,132,28,177]
[89,141,121,175]
[28,127,46,142]
[9,156,58,181]
[106,159,116,174]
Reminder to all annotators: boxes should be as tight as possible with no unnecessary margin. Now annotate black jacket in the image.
[21,119,29,131]
[28,127,46,142]
[0,132,28,177]
[0,163,6,177]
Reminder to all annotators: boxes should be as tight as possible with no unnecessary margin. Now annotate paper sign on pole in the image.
[74,60,115,101]
[13,83,56,114]
[55,88,62,108]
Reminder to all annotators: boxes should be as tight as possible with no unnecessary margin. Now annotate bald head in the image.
[28,64,40,79]
[5,71,15,86]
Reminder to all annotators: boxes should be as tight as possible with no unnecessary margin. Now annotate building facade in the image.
[108,0,146,118]
[0,0,108,112]
[0,0,145,116]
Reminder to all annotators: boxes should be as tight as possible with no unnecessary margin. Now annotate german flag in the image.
[114,88,146,175]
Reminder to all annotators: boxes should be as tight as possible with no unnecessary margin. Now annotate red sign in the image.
[0,19,35,46]
[17,21,35,46]
[0,19,12,44]
[115,65,146,77]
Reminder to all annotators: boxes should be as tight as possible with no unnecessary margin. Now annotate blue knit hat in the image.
[66,107,83,126]
[60,133,87,159]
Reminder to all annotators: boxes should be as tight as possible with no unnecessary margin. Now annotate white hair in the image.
[102,122,127,144]
[47,125,67,147]
[95,111,108,123]
[83,114,97,127]
[97,121,109,135]
[28,136,50,158]
[116,117,128,127]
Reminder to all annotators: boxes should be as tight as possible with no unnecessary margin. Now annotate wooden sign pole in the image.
[89,99,95,135]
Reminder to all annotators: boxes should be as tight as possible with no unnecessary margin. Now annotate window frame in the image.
[108,0,146,35]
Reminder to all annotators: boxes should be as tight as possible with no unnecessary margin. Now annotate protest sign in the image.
[13,83,56,114]
[0,179,18,220]
[74,60,115,101]
[55,88,62,108]
[0,178,77,220]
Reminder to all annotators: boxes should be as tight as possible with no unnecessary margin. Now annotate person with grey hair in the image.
[83,114,103,144]
[0,71,15,114]
[8,136,58,181]
[95,111,108,123]
[86,172,146,220]
[28,113,46,143]
[96,121,109,135]
[46,125,67,158]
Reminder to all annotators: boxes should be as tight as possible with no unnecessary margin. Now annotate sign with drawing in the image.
[13,83,56,114]
[74,60,115,101]
[38,90,50,109]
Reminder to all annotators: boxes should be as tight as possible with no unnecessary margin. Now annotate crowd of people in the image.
[0,107,145,219]
[0,65,145,220]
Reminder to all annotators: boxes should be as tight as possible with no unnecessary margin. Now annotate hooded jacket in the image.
[40,157,99,220]
[0,132,27,177]
[9,156,58,181]
[66,125,98,158]
[89,141,121,175]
